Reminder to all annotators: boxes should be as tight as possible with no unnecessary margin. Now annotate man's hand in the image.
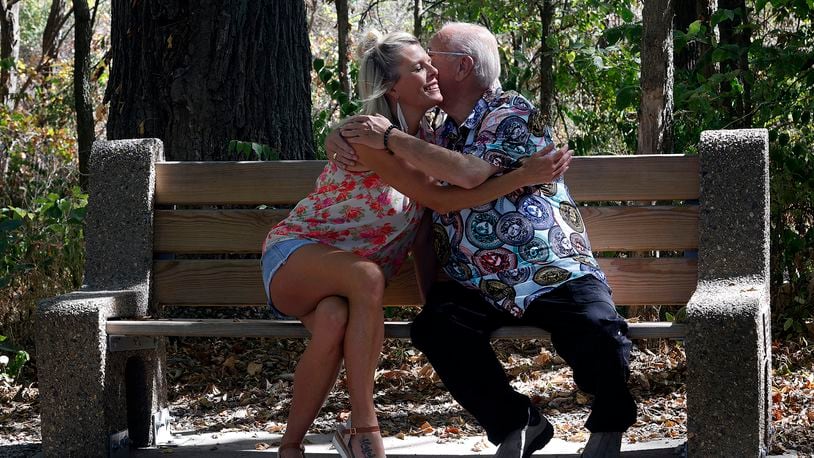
[516,144,573,186]
[326,127,360,169]
[340,114,393,149]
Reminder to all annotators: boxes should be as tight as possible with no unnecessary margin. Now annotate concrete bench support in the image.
[686,129,771,456]
[36,139,166,457]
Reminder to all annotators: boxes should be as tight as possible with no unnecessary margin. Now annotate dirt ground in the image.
[1,323,812,457]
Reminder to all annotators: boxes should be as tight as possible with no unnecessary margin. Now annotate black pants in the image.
[410,275,636,445]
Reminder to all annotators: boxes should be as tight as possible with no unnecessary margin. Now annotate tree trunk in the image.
[73,0,93,192]
[0,0,20,109]
[336,0,351,96]
[106,0,314,161]
[538,0,555,126]
[638,0,674,155]
[413,0,422,42]
[718,0,752,127]
[42,0,67,77]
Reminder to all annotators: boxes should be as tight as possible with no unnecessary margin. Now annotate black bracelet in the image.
[383,124,398,155]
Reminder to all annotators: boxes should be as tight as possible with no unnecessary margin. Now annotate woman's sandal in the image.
[332,424,381,458]
[277,442,305,457]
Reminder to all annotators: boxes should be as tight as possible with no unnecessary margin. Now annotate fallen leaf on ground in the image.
[247,362,262,376]
[418,421,434,435]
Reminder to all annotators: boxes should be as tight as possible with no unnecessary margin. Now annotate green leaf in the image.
[711,48,731,63]
[687,20,703,37]
[318,68,333,84]
[711,9,736,26]
[619,7,634,22]
[6,350,29,379]
[313,58,325,71]
[251,142,264,160]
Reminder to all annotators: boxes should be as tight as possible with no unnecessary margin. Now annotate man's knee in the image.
[410,308,444,352]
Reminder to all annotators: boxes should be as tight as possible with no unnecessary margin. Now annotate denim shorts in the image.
[261,238,317,320]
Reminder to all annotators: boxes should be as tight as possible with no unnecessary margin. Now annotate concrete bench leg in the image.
[36,138,166,456]
[37,290,167,456]
[687,282,771,456]
[687,129,771,456]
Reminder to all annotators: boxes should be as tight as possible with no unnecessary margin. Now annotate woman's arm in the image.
[353,142,570,214]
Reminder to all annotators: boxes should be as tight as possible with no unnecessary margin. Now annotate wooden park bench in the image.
[36,129,772,457]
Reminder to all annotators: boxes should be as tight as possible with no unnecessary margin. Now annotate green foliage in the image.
[428,0,640,155]
[312,58,360,159]
[0,335,30,382]
[227,140,280,161]
[0,58,84,353]
[669,0,814,335]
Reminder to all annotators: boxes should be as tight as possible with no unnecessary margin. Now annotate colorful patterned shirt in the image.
[262,124,433,280]
[431,88,608,317]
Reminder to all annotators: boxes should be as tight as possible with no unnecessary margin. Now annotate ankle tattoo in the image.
[359,437,375,458]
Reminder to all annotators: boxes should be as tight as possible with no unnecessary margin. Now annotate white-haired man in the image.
[331,22,636,458]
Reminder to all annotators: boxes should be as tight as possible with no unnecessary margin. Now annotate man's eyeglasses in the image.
[427,50,469,57]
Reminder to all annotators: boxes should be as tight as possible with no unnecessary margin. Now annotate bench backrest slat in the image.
[153,155,700,308]
[154,155,700,205]
[155,205,699,254]
[154,257,697,307]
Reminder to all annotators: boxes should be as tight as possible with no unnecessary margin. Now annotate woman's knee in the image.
[347,261,386,300]
[313,297,349,345]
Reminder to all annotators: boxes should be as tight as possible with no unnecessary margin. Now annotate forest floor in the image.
[1,308,812,457]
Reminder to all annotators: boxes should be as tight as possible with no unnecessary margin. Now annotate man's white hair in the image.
[436,22,501,90]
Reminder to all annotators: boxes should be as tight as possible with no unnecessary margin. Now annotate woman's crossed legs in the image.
[271,243,386,458]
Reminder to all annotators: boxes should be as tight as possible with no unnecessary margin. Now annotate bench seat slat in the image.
[106,319,687,340]
[154,205,699,253]
[154,257,697,306]
[154,155,700,205]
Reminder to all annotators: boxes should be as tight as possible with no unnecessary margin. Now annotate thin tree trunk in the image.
[718,0,752,127]
[73,0,93,192]
[42,0,67,77]
[336,0,351,96]
[413,0,422,42]
[638,0,674,155]
[0,0,20,109]
[538,0,555,125]
[106,0,314,161]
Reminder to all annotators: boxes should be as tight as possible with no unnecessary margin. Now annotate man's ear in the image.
[455,55,475,82]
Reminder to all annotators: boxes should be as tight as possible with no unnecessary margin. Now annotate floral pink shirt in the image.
[263,123,433,280]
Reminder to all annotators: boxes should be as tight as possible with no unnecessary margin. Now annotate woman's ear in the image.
[456,55,475,82]
[387,85,400,99]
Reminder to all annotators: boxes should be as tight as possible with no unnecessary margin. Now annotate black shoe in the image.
[580,431,622,458]
[494,407,554,458]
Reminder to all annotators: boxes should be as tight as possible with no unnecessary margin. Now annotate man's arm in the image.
[340,114,500,189]
[351,142,568,214]
[387,129,500,189]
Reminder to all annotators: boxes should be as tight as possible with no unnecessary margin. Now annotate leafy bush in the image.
[0,77,85,354]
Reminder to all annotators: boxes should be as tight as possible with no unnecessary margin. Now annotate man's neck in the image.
[442,88,488,126]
